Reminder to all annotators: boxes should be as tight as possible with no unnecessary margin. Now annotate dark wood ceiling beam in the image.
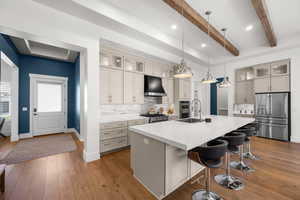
[251,0,277,47]
[163,0,239,56]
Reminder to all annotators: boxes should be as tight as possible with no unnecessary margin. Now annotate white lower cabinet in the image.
[165,145,188,194]
[131,133,205,199]
[100,119,146,154]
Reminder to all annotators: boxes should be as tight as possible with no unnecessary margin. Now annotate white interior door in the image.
[30,74,67,136]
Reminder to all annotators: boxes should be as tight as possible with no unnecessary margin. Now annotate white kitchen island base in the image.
[131,132,204,199]
[129,116,255,199]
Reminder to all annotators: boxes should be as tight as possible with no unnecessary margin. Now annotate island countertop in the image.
[129,115,255,151]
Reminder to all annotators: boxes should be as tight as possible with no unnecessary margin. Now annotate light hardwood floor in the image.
[0,134,300,200]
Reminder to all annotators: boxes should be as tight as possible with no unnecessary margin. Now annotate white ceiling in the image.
[33,0,300,65]
[10,36,78,62]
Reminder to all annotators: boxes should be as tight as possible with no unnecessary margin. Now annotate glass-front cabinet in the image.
[254,64,270,78]
[271,60,290,76]
[236,67,254,82]
[124,55,145,73]
[100,50,123,69]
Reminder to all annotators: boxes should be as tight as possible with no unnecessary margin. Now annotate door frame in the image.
[0,52,19,142]
[29,73,68,136]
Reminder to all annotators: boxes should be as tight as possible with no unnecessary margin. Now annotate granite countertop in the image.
[129,115,255,151]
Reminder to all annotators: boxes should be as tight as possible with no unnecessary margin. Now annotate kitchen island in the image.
[129,115,254,199]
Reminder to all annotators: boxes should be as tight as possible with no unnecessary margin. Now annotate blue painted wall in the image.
[210,78,223,115]
[19,55,76,133]
[0,34,19,66]
[74,55,80,133]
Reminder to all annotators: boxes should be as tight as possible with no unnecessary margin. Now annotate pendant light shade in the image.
[217,28,232,88]
[201,11,217,84]
[173,0,193,79]
[174,59,193,78]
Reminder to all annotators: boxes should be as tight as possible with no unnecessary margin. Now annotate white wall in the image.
[211,47,300,142]
[0,0,208,161]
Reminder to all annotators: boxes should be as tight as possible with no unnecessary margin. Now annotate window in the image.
[37,83,62,112]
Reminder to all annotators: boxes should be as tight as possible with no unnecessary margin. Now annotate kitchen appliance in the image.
[255,92,290,141]
[144,75,166,97]
[179,101,190,119]
[141,114,169,123]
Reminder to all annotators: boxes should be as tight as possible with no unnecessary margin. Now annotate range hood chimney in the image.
[144,75,166,97]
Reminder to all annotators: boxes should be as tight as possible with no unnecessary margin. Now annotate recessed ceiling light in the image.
[171,25,177,30]
[201,43,207,48]
[245,25,253,31]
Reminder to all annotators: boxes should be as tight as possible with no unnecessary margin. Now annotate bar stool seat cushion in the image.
[223,132,246,152]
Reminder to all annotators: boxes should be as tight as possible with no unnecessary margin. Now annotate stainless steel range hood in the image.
[144,75,166,97]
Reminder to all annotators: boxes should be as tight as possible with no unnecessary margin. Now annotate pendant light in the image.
[174,0,193,79]
[201,11,217,84]
[218,28,232,88]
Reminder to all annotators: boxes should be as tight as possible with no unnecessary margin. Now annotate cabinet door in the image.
[145,60,153,75]
[162,78,168,104]
[133,73,144,104]
[235,81,254,104]
[136,60,145,73]
[100,68,110,104]
[165,145,188,194]
[100,51,111,67]
[184,80,191,99]
[254,64,270,78]
[111,54,123,69]
[109,69,124,104]
[124,56,136,72]
[167,79,174,104]
[254,78,270,93]
[271,60,289,76]
[124,72,134,104]
[152,62,162,77]
[271,76,290,92]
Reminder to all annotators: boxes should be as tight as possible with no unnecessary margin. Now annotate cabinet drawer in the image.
[100,121,127,130]
[100,136,128,153]
[100,128,127,140]
[128,119,146,126]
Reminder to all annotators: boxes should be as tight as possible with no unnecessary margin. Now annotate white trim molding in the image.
[83,150,100,163]
[66,128,83,142]
[29,73,68,81]
[19,133,33,139]
[1,51,19,142]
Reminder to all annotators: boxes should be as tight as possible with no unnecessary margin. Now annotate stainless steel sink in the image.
[177,118,204,123]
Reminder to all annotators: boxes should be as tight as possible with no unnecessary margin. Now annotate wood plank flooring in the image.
[0,134,300,200]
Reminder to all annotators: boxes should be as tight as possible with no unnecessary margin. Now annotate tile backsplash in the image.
[100,97,170,115]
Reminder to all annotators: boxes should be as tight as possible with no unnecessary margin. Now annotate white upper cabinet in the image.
[124,55,145,73]
[124,72,144,104]
[162,78,174,104]
[100,49,123,70]
[236,67,254,82]
[271,59,290,76]
[175,78,191,100]
[254,64,271,79]
[100,68,124,104]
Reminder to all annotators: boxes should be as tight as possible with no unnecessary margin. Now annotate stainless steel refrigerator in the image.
[255,93,290,141]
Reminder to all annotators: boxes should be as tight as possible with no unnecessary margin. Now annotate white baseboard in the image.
[66,128,83,142]
[19,133,33,139]
[291,136,300,143]
[83,150,100,163]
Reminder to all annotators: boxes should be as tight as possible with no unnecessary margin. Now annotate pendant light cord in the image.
[181,0,185,61]
[223,29,227,78]
[207,12,211,73]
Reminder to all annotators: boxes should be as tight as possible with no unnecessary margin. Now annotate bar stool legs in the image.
[243,141,260,160]
[230,145,255,173]
[192,168,223,200]
[214,152,244,190]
